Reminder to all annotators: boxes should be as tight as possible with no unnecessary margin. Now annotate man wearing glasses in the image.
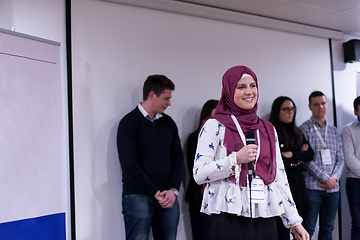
[299,91,345,239]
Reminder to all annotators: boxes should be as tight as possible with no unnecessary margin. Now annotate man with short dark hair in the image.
[299,91,345,239]
[341,96,360,240]
[117,74,184,240]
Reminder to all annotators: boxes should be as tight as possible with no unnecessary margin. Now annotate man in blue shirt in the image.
[117,74,184,240]
[299,91,345,239]
[341,96,360,240]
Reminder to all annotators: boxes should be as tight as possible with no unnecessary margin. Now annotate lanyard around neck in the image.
[311,119,328,148]
[231,115,260,167]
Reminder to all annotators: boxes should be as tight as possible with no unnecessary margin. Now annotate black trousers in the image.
[276,216,291,240]
[210,213,278,240]
[189,202,213,240]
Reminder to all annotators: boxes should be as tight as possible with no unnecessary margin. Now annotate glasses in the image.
[280,107,296,113]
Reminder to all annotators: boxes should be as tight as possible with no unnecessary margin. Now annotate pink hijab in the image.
[212,65,277,186]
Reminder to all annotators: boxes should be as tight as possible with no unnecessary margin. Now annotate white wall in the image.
[332,34,360,240]
[71,1,335,239]
[333,35,360,130]
[1,0,360,239]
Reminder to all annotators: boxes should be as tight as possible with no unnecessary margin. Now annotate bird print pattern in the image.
[192,118,302,228]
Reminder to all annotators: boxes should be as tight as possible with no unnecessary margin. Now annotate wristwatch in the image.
[171,188,179,197]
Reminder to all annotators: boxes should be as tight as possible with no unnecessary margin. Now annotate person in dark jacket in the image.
[269,96,314,240]
[117,74,184,240]
[185,99,218,240]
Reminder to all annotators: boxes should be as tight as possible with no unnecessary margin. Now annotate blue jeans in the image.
[303,190,339,240]
[122,194,179,240]
[346,178,360,240]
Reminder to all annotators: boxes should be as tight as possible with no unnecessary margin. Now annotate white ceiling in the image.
[175,0,360,38]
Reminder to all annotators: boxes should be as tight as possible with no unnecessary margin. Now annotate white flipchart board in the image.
[0,28,68,240]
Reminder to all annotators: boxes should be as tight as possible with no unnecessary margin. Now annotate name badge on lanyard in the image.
[247,175,265,203]
[321,149,332,165]
[312,121,332,165]
[231,115,265,204]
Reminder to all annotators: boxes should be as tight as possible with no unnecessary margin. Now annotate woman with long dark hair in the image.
[185,99,219,240]
[269,96,314,240]
[193,66,309,240]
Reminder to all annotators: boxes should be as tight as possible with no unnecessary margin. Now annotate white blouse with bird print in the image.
[193,118,302,228]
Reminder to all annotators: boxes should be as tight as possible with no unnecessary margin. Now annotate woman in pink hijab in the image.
[193,65,309,240]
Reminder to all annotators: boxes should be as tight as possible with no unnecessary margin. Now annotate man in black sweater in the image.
[117,74,184,240]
